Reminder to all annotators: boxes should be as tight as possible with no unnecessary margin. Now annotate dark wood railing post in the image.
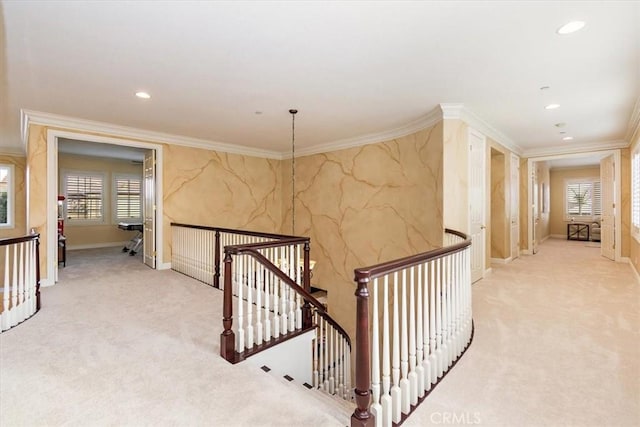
[35,234,41,311]
[214,230,221,289]
[220,252,236,362]
[351,274,374,427]
[302,240,312,328]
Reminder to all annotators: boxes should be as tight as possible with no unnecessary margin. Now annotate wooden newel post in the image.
[35,234,41,311]
[302,241,312,328]
[214,230,221,289]
[351,274,374,427]
[220,252,235,362]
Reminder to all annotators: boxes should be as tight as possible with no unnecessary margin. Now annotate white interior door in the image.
[600,155,615,260]
[510,154,519,260]
[143,150,156,268]
[531,166,539,254]
[469,128,486,283]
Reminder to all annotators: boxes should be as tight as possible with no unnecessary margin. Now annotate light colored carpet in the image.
[1,239,639,426]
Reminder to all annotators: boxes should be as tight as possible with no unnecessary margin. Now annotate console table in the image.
[567,223,590,241]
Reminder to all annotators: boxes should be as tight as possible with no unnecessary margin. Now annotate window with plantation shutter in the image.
[64,172,104,221]
[0,164,14,227]
[565,178,601,219]
[114,175,142,221]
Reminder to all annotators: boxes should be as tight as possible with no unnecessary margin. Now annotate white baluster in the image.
[435,257,444,379]
[313,312,319,388]
[11,244,18,327]
[415,264,425,398]
[381,275,392,427]
[246,257,254,349]
[256,262,263,345]
[391,272,401,423]
[18,242,25,322]
[423,261,432,391]
[408,266,419,405]
[319,316,325,389]
[263,262,271,342]
[2,246,9,331]
[400,269,410,414]
[237,255,245,351]
[329,326,335,394]
[370,278,383,427]
[273,275,280,338]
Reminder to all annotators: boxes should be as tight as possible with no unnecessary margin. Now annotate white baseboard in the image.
[491,257,512,264]
[484,267,493,276]
[629,259,640,284]
[158,262,172,270]
[67,241,129,251]
[520,249,531,255]
[541,235,550,243]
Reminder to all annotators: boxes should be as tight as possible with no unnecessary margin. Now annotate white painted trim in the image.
[158,262,172,270]
[440,103,523,155]
[540,235,550,243]
[625,95,640,145]
[39,277,55,287]
[293,108,443,157]
[0,147,25,156]
[491,257,512,264]
[522,140,627,158]
[520,249,531,255]
[0,163,15,229]
[45,129,166,285]
[21,109,282,160]
[67,241,129,251]
[484,267,493,276]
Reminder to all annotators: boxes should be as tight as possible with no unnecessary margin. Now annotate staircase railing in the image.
[170,223,352,401]
[351,229,473,427]
[1,232,41,332]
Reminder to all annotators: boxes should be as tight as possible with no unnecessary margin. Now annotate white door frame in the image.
[468,127,486,282]
[44,130,165,286]
[526,150,621,261]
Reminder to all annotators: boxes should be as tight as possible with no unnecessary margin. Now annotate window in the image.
[64,172,105,222]
[114,175,142,221]
[0,164,14,228]
[632,147,640,240]
[565,178,601,219]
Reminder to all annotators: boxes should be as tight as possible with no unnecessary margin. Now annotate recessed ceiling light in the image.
[554,122,566,128]
[540,86,550,91]
[255,111,263,115]
[557,21,586,35]
[135,91,151,99]
[545,104,560,110]
[559,131,567,134]
[562,136,574,141]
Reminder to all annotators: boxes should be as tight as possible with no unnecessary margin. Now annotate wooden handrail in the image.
[170,222,299,240]
[0,234,40,247]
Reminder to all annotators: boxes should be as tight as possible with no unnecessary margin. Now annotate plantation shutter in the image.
[115,176,142,220]
[66,174,104,220]
[565,179,601,218]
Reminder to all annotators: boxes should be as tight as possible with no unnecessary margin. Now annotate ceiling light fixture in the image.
[554,122,566,128]
[557,21,585,35]
[540,86,550,91]
[289,109,298,235]
[562,136,574,141]
[135,91,151,99]
[545,104,560,110]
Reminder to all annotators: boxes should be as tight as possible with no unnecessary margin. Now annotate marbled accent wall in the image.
[620,147,630,258]
[519,157,529,252]
[442,119,468,233]
[163,144,282,262]
[0,154,27,239]
[283,124,444,341]
[536,161,551,241]
[26,125,49,278]
[490,148,507,259]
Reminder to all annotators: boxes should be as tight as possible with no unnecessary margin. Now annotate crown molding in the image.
[0,146,26,156]
[20,109,283,160]
[625,95,640,145]
[440,103,523,155]
[522,139,628,158]
[292,108,443,157]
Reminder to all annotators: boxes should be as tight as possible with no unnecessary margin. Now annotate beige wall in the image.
[549,166,600,236]
[490,148,507,259]
[284,124,444,341]
[631,134,640,273]
[442,119,469,233]
[58,153,142,248]
[620,147,630,258]
[0,154,27,239]
[519,157,529,252]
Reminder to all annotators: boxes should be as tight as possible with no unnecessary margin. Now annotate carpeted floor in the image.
[1,239,639,426]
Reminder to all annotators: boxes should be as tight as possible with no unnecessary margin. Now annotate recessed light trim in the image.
[562,136,574,141]
[554,122,566,128]
[545,104,560,110]
[135,91,151,99]
[557,21,585,35]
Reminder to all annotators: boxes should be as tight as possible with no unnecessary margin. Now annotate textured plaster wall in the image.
[0,154,26,239]
[490,148,507,259]
[282,124,444,341]
[442,119,468,233]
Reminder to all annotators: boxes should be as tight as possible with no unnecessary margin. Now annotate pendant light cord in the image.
[289,109,298,235]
